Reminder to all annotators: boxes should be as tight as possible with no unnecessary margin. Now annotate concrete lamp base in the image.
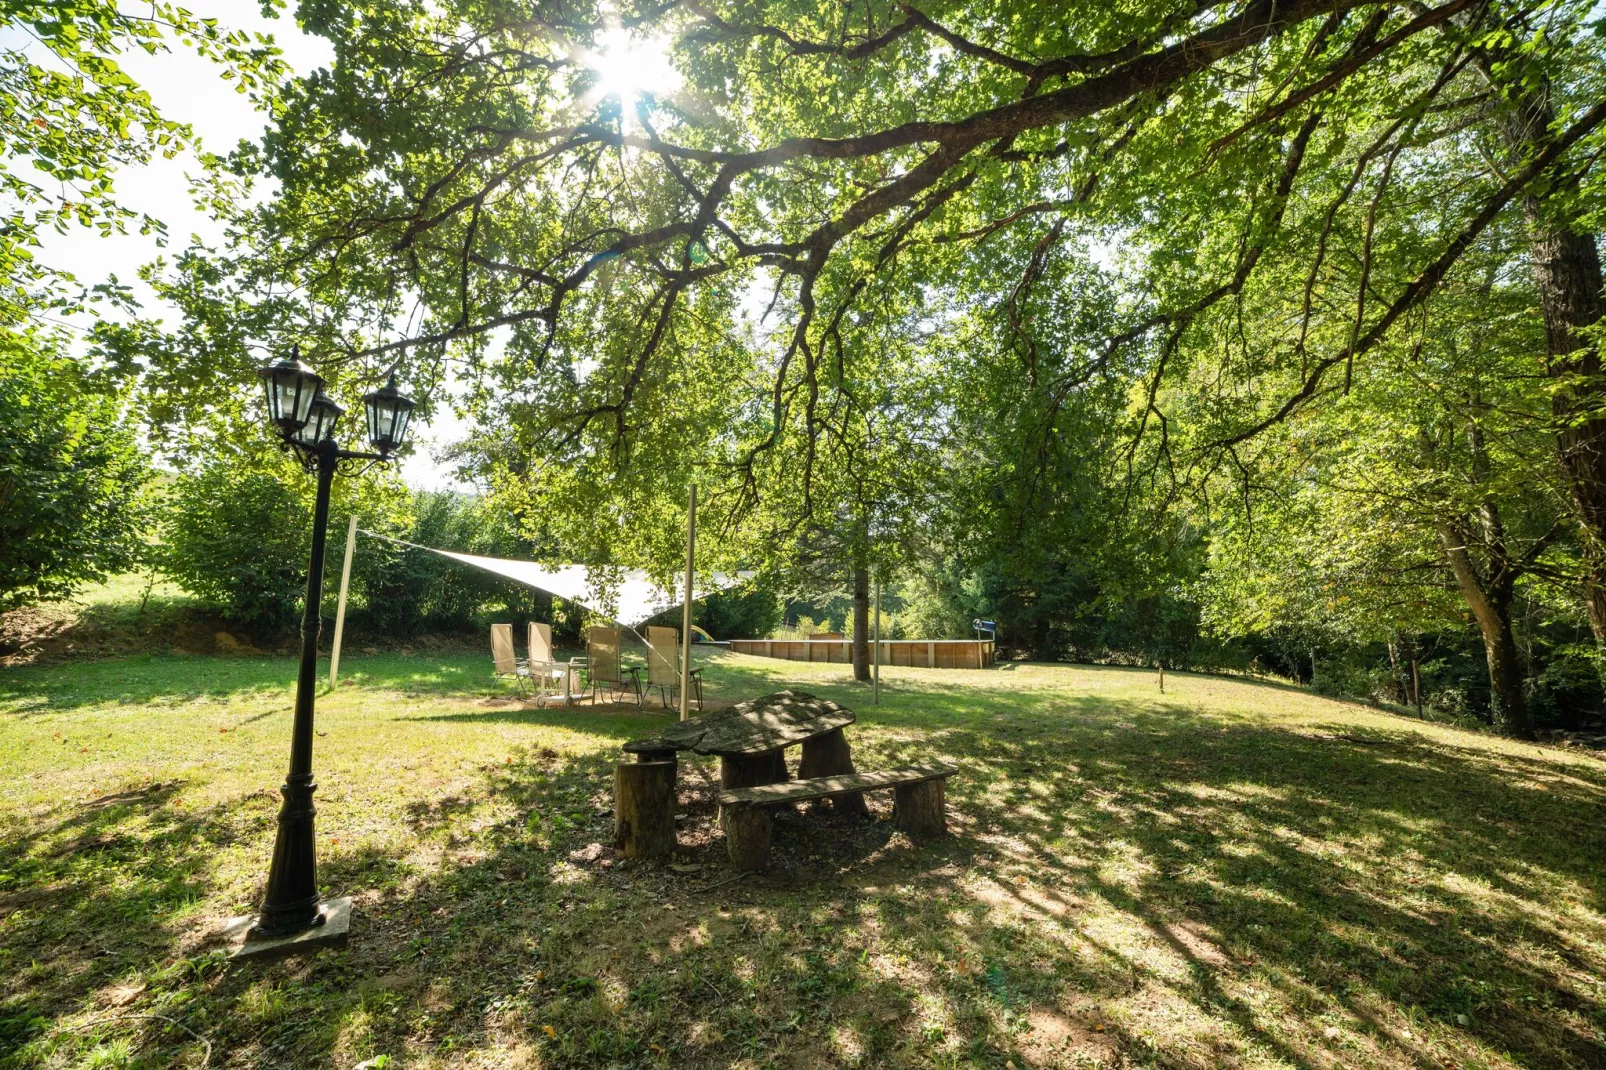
[221,896,352,963]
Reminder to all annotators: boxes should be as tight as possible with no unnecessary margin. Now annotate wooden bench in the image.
[718,764,958,870]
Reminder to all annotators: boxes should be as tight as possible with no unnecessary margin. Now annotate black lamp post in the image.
[247,348,415,941]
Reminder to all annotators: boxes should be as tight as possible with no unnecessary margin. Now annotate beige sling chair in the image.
[585,625,643,709]
[490,623,532,696]
[645,625,704,712]
[525,621,568,701]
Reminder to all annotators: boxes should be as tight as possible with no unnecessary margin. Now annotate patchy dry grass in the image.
[2,648,1604,1068]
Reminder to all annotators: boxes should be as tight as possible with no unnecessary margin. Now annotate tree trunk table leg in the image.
[798,728,868,816]
[719,750,788,790]
[725,806,773,870]
[893,778,947,839]
[719,749,789,831]
[614,761,676,858]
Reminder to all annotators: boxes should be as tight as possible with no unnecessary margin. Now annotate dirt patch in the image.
[0,598,271,665]
[1160,918,1230,968]
[1016,1006,1121,1067]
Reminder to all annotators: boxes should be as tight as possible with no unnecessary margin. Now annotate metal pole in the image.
[679,484,696,720]
[329,515,357,686]
[253,441,336,938]
[873,576,881,704]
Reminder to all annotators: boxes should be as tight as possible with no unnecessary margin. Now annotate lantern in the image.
[256,350,323,437]
[362,374,416,456]
[293,389,344,448]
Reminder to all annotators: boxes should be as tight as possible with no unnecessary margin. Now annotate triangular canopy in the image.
[360,531,751,626]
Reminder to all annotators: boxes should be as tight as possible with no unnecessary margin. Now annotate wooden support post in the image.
[1158,663,1165,693]
[724,807,773,870]
[614,761,677,858]
[873,577,881,704]
[798,728,869,816]
[679,484,696,720]
[927,641,936,668]
[329,515,358,686]
[893,778,947,839]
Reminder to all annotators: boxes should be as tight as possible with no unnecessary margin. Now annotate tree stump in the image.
[893,777,946,839]
[614,761,676,858]
[624,738,678,764]
[798,728,868,816]
[724,806,773,870]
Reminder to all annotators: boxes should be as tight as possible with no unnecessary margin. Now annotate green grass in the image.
[2,648,1604,1068]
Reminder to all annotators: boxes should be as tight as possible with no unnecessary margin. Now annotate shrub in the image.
[158,456,308,632]
[0,331,152,610]
[159,450,409,635]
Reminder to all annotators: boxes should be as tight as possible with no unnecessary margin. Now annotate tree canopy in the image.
[22,0,1604,734]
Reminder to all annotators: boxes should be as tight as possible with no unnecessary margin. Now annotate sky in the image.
[10,7,470,491]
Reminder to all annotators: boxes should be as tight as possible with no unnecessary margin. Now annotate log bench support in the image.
[892,777,945,838]
[719,764,958,871]
[614,760,676,858]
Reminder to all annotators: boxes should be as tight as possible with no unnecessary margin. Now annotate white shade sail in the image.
[360,531,751,626]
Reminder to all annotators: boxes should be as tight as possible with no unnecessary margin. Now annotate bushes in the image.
[158,457,311,632]
[159,451,410,635]
[153,461,770,645]
[0,332,153,611]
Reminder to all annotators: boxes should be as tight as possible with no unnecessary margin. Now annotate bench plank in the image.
[720,764,957,809]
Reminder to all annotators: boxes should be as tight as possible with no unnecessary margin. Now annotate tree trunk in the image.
[1485,68,1606,647]
[1386,638,1408,705]
[851,563,871,682]
[1440,526,1534,739]
[1534,222,1606,644]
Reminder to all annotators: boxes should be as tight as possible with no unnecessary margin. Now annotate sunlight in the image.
[587,27,680,109]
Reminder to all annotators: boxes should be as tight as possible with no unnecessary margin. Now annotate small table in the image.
[534,658,586,707]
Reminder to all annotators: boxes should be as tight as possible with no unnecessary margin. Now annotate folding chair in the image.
[490,623,532,696]
[645,625,704,712]
[526,621,570,701]
[586,625,642,709]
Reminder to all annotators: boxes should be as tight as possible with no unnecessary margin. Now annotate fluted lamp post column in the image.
[223,349,415,961]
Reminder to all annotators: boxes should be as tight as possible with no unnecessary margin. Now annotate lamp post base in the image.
[221,896,352,963]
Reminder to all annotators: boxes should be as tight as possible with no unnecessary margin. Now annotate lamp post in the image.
[238,348,414,951]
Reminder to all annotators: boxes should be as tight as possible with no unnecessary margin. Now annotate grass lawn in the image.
[2,647,1604,1069]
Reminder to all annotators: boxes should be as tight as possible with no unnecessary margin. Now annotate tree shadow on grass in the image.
[0,779,233,1064]
[0,653,522,723]
[8,682,1606,1068]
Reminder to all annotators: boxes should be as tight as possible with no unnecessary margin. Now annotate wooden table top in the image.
[653,690,855,756]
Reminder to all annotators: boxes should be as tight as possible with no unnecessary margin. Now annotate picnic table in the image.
[615,690,957,868]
